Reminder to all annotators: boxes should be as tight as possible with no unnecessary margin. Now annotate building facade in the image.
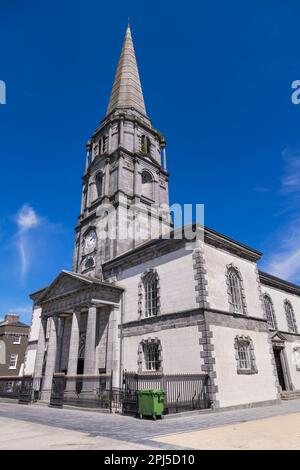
[0,314,29,377]
[25,25,300,408]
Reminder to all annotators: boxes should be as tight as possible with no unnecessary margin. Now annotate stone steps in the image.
[281,390,300,400]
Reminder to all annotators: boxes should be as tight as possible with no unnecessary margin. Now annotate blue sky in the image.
[1,0,300,323]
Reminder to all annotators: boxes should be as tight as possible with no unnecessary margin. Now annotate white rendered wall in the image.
[211,325,278,408]
[262,285,300,333]
[285,339,300,390]
[205,244,263,318]
[123,325,202,373]
[118,247,197,323]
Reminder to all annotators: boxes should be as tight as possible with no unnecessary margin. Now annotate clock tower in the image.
[73,25,171,278]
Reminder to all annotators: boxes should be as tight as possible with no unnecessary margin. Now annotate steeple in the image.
[106,25,147,117]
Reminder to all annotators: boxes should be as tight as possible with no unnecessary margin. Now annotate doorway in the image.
[77,358,84,374]
[76,358,84,394]
[273,348,286,391]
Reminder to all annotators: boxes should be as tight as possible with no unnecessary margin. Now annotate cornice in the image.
[259,271,300,296]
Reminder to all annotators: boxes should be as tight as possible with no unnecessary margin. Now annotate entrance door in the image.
[273,348,286,391]
[77,358,84,374]
[76,358,84,394]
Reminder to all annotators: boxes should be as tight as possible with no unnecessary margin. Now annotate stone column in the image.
[119,116,124,147]
[161,143,167,169]
[108,123,112,153]
[84,306,97,374]
[67,309,80,376]
[104,158,110,198]
[106,305,120,388]
[33,317,47,390]
[133,120,137,153]
[55,317,65,372]
[65,310,80,393]
[42,316,58,399]
[83,306,97,393]
[85,141,92,172]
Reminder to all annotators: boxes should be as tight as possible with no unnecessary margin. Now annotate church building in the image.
[24,25,300,410]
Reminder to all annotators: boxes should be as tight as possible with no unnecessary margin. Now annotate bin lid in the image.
[137,389,165,396]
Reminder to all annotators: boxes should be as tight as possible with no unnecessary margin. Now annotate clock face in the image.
[84,230,97,253]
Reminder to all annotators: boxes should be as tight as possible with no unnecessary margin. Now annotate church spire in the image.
[106,25,147,117]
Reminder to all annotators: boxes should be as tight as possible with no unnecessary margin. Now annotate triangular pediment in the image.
[38,271,92,303]
[271,332,287,343]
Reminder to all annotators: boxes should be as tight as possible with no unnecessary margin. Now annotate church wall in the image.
[118,247,197,323]
[261,285,300,333]
[122,324,202,373]
[284,339,300,390]
[204,244,263,318]
[211,324,278,408]
[261,284,300,390]
[124,121,134,152]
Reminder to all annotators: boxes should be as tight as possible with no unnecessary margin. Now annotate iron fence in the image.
[122,371,210,415]
[0,376,33,404]
[49,372,122,412]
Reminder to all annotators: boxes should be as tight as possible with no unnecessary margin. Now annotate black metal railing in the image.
[122,371,210,415]
[0,376,34,404]
[49,372,122,412]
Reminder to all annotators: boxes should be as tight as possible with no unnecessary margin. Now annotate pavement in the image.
[0,399,300,449]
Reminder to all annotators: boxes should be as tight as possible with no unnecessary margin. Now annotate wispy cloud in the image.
[253,186,270,193]
[15,205,41,277]
[262,217,300,283]
[281,147,300,194]
[262,148,300,283]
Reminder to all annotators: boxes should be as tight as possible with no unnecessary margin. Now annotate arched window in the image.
[284,301,297,333]
[100,136,106,154]
[141,170,153,200]
[95,172,103,198]
[141,135,151,155]
[142,270,159,317]
[226,266,246,314]
[263,294,277,330]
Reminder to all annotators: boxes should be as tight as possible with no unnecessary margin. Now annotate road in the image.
[0,399,300,449]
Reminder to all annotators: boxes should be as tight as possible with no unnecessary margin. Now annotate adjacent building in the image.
[0,314,29,377]
[24,25,300,409]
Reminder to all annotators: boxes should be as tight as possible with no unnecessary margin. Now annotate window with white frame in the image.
[284,301,297,333]
[144,342,160,371]
[234,336,257,374]
[13,334,21,344]
[9,354,18,369]
[227,267,245,314]
[263,295,277,330]
[142,270,159,317]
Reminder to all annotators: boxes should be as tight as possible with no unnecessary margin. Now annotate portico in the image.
[33,270,123,400]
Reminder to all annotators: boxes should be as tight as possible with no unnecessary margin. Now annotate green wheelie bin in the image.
[137,389,165,420]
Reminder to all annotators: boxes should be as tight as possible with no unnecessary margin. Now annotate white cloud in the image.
[281,148,300,193]
[263,246,300,283]
[17,205,39,231]
[261,148,300,283]
[15,205,41,277]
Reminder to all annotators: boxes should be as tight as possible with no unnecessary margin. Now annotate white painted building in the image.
[25,25,300,409]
